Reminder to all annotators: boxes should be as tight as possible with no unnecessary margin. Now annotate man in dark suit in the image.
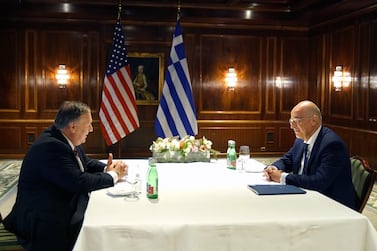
[264,100,358,210]
[3,101,127,251]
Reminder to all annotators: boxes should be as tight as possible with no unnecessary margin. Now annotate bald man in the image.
[264,100,358,210]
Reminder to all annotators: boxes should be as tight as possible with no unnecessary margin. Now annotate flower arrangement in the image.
[149,135,218,162]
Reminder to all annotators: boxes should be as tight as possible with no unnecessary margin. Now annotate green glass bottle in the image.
[146,159,158,199]
[227,140,237,169]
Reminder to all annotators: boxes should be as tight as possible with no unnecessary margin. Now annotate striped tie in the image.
[74,148,84,172]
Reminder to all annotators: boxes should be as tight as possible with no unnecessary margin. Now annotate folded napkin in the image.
[243,158,267,173]
[107,182,136,196]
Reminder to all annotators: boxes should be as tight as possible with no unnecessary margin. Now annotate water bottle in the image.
[226,140,237,169]
[146,158,158,199]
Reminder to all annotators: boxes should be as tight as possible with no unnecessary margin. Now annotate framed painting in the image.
[128,52,164,105]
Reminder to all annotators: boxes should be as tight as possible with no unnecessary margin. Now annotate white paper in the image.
[243,158,267,173]
[106,182,135,196]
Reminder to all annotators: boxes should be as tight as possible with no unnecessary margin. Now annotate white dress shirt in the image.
[280,126,321,184]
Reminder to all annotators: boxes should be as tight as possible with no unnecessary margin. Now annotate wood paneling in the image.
[279,37,309,115]
[25,31,38,113]
[328,25,355,119]
[265,37,278,118]
[199,34,263,113]
[0,30,19,112]
[0,2,377,169]
[40,31,86,110]
[368,21,377,121]
[0,127,22,150]
[329,125,377,169]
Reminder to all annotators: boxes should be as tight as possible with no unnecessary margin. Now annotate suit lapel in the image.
[305,127,324,174]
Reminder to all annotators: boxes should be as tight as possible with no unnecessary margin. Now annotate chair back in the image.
[350,156,377,212]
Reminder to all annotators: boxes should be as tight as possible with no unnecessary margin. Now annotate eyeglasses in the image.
[288,117,311,125]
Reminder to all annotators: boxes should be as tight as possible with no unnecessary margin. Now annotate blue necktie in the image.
[303,143,309,174]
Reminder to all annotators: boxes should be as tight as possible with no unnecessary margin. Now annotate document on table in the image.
[243,158,267,173]
[247,184,306,195]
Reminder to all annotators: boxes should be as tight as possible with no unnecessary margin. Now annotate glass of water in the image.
[237,145,250,172]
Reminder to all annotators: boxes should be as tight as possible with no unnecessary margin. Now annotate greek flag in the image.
[155,20,197,138]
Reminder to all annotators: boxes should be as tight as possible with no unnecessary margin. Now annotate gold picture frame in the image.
[128,52,164,105]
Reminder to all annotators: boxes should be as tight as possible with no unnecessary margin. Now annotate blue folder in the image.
[248,184,306,195]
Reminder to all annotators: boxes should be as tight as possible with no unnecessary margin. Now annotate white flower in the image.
[150,136,213,158]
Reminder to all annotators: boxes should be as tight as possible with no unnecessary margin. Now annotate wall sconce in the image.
[225,67,238,90]
[332,66,351,92]
[56,64,70,88]
[275,76,282,88]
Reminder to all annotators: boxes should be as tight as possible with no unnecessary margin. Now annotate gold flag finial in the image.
[177,0,181,21]
[117,1,122,20]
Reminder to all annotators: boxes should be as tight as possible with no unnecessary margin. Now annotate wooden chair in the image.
[0,213,25,251]
[350,156,377,213]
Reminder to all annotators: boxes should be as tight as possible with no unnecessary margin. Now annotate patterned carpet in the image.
[0,160,22,201]
[361,185,377,230]
[366,185,377,212]
[0,160,23,250]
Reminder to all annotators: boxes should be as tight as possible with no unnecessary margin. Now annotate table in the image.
[73,159,377,251]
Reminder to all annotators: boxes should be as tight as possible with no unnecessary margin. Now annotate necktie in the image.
[302,143,309,174]
[74,148,84,172]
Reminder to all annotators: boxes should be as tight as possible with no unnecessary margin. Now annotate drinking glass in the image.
[124,176,140,201]
[237,145,250,172]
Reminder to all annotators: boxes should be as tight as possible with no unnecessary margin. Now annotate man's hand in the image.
[263,165,282,182]
[105,153,113,171]
[112,161,128,181]
[105,153,128,182]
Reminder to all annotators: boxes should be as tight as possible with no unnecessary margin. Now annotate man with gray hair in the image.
[3,101,127,251]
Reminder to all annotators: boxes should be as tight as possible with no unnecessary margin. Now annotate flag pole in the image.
[117,0,122,158]
[100,0,139,157]
[154,0,198,138]
[177,0,181,21]
[117,1,122,20]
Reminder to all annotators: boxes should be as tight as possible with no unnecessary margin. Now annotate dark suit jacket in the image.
[272,126,358,210]
[3,125,114,251]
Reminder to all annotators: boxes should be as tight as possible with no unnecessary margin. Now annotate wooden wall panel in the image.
[40,31,86,111]
[328,25,355,119]
[307,34,323,106]
[0,30,19,112]
[265,37,278,117]
[356,23,368,122]
[82,123,106,155]
[119,121,157,158]
[199,35,262,113]
[25,30,38,113]
[329,125,377,168]
[368,21,377,121]
[83,32,101,114]
[278,126,296,150]
[0,127,22,150]
[0,6,377,169]
[200,126,265,154]
[198,121,292,156]
[279,37,309,116]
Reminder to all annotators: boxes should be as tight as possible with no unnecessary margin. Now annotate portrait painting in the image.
[128,52,164,105]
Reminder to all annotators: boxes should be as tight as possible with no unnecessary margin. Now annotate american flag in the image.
[99,18,139,146]
[155,20,197,138]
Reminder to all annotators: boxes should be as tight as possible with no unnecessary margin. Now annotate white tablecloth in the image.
[73,159,377,251]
